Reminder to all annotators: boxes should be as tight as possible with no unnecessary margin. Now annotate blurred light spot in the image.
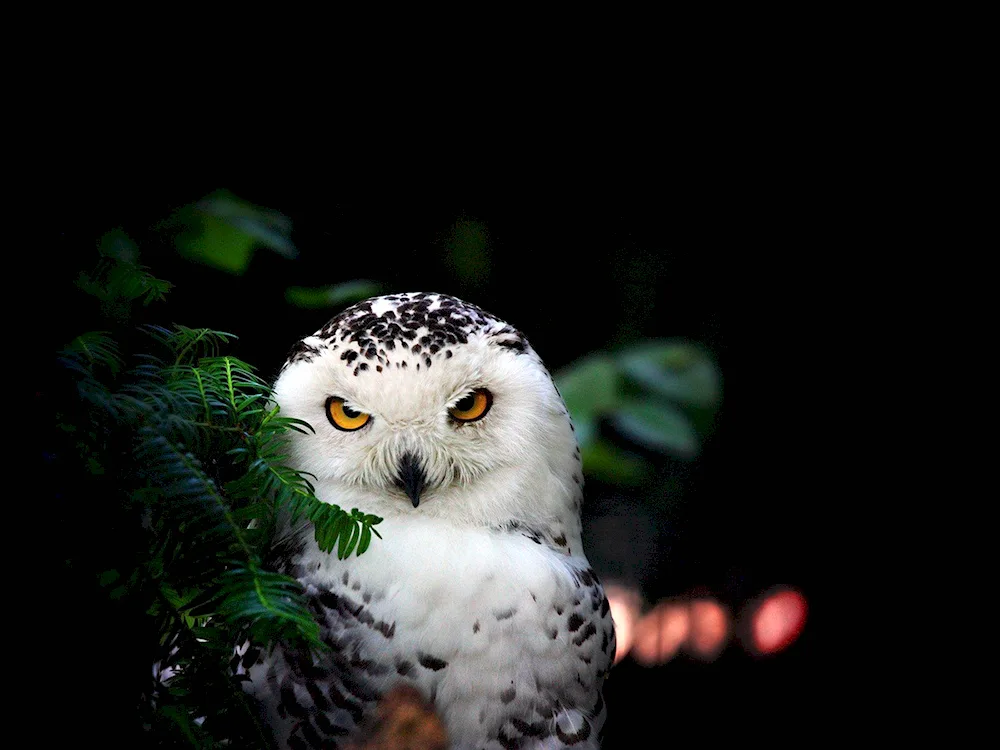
[752,589,807,654]
[687,598,729,660]
[631,602,689,666]
[604,584,642,663]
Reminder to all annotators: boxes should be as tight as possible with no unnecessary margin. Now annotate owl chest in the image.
[297,524,592,696]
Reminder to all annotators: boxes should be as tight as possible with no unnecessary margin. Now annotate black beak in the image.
[395,452,427,508]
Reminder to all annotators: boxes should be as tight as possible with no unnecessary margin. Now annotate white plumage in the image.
[243,293,615,749]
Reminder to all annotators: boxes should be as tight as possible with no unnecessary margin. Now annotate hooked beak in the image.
[395,452,427,508]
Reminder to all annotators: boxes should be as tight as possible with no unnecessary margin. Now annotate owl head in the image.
[272,293,583,538]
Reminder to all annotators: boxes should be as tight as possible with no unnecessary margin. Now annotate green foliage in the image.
[555,340,722,485]
[57,249,381,746]
[161,189,298,274]
[76,229,172,320]
[285,279,383,309]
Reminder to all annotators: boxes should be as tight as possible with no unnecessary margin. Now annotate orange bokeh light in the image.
[630,602,689,666]
[687,599,729,660]
[604,584,642,664]
[751,588,807,654]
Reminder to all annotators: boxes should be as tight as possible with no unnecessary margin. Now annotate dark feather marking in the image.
[497,728,521,750]
[340,670,380,702]
[417,652,448,671]
[556,718,592,745]
[299,718,324,747]
[572,622,597,646]
[305,680,331,712]
[315,710,350,737]
[280,684,309,719]
[593,691,605,717]
[576,568,596,586]
[511,718,546,737]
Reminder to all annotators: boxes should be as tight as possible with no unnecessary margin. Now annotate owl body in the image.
[245,293,614,749]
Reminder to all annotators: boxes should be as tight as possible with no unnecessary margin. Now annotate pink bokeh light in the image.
[751,588,807,654]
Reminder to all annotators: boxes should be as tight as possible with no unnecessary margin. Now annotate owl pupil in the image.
[342,404,361,418]
[456,394,475,411]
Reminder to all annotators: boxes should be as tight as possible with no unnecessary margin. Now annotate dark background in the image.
[42,184,823,746]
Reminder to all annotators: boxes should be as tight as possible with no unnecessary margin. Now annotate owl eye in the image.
[449,388,493,423]
[326,397,372,431]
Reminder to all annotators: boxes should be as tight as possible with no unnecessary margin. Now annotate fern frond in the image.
[215,564,323,649]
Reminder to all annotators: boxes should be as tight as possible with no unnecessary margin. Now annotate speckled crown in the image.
[284,293,530,377]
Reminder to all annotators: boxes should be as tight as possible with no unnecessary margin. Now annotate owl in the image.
[243,293,615,749]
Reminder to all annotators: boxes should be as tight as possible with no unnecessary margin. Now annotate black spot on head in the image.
[285,340,321,366]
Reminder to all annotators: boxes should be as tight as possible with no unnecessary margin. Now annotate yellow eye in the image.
[449,388,493,423]
[326,397,371,431]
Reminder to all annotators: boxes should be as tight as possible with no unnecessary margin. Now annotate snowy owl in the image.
[243,292,615,749]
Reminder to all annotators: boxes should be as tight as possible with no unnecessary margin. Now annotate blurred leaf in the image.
[285,280,382,309]
[168,189,297,275]
[580,440,649,485]
[195,189,297,259]
[612,401,699,458]
[620,341,720,408]
[555,355,619,424]
[175,214,257,274]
